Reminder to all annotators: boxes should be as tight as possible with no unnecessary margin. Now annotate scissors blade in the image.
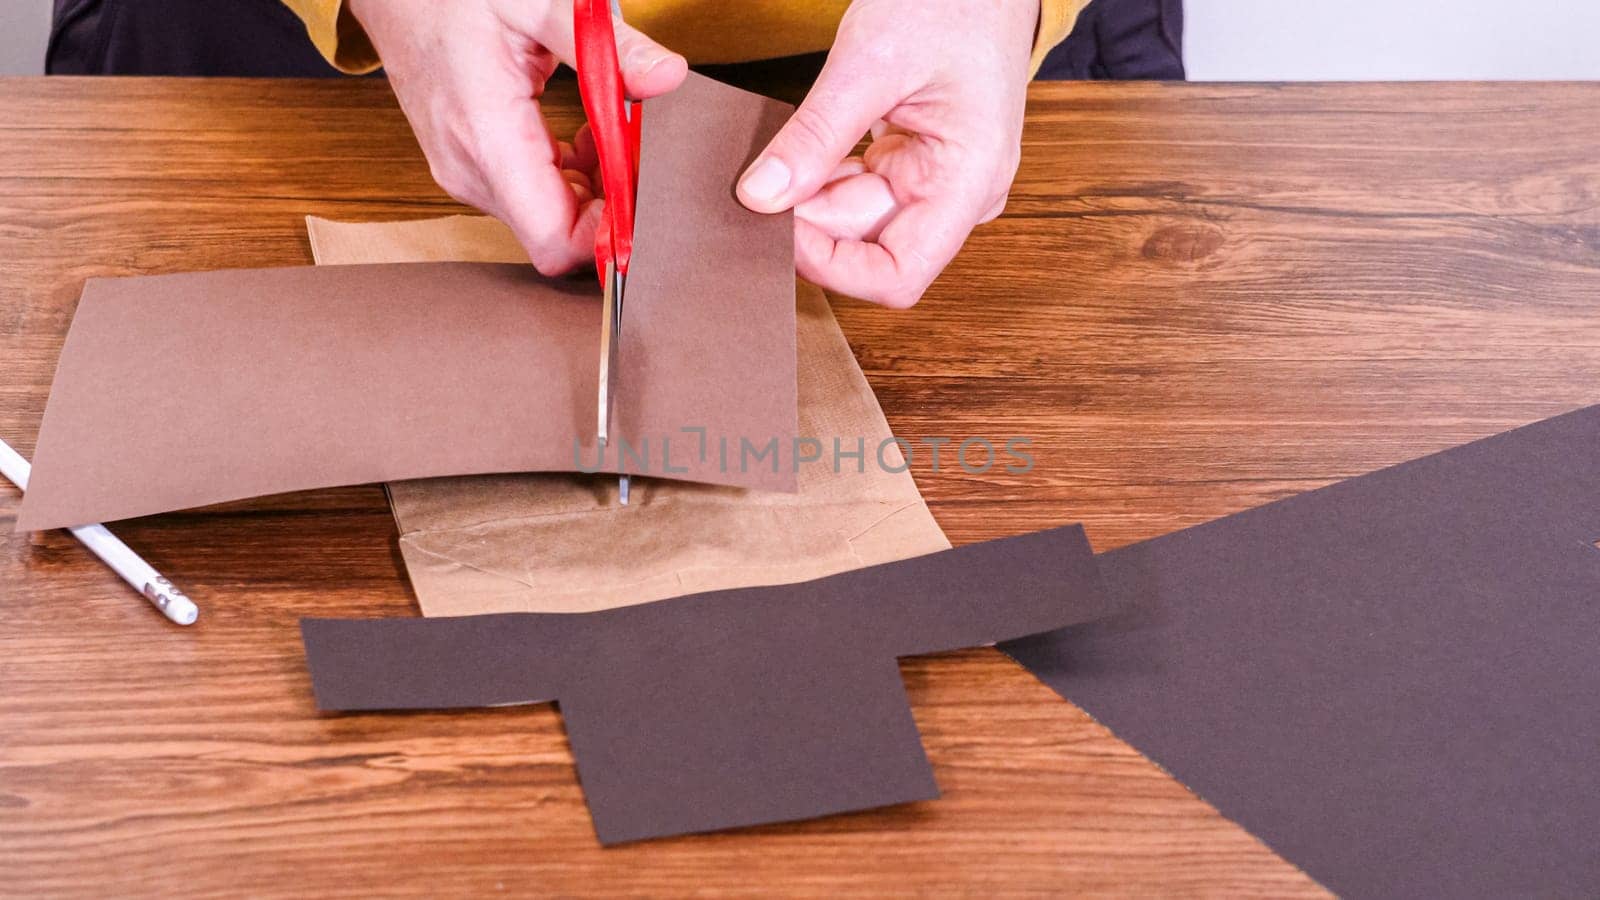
[609,265,624,427]
[597,257,617,446]
[610,266,630,505]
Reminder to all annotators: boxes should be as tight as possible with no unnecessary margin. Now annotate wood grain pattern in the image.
[3,75,1599,897]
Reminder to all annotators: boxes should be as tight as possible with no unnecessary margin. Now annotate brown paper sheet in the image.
[19,73,798,532]
[302,524,1109,845]
[1005,404,1600,897]
[308,215,950,615]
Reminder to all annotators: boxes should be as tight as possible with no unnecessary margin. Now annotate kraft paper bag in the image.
[306,215,949,615]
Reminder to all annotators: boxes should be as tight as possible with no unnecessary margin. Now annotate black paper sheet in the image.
[304,524,1109,845]
[1005,405,1600,898]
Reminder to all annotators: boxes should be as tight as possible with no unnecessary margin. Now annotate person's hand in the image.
[348,0,687,275]
[737,0,1038,308]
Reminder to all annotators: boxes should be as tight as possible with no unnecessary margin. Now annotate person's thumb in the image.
[613,23,687,99]
[535,4,686,100]
[738,55,896,214]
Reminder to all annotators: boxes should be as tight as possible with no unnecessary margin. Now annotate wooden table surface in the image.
[3,75,1599,897]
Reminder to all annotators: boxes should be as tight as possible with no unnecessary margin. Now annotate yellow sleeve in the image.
[1032,0,1090,75]
[281,0,855,70]
[280,0,380,74]
[284,0,1086,77]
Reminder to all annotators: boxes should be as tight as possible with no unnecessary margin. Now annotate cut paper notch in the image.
[1005,404,1600,898]
[18,72,797,532]
[302,524,1110,845]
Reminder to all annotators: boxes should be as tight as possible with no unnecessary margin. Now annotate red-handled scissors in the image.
[574,0,641,505]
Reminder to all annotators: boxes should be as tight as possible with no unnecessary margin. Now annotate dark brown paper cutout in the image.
[1005,405,1600,898]
[302,524,1109,845]
[19,72,797,531]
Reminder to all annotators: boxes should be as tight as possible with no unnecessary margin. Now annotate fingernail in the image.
[740,156,791,206]
[625,44,670,75]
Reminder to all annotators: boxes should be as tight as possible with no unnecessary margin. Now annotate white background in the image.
[0,1,49,75]
[1185,0,1600,80]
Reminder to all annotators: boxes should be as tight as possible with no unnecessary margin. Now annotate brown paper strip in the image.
[20,72,798,531]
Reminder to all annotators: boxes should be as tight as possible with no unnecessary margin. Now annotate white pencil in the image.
[0,438,198,626]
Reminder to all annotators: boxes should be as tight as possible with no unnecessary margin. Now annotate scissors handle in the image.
[574,0,637,276]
